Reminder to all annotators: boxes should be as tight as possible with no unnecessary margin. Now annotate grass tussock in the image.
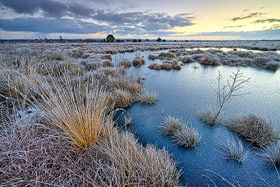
[0,120,181,186]
[118,59,131,68]
[160,116,184,136]
[160,115,200,148]
[219,137,249,164]
[159,52,176,59]
[181,56,194,63]
[172,126,201,148]
[225,114,279,147]
[0,69,39,99]
[262,144,280,167]
[132,57,145,66]
[197,109,218,126]
[98,131,181,186]
[148,54,157,60]
[114,89,133,108]
[139,90,158,105]
[108,75,142,94]
[32,75,111,149]
[200,54,221,66]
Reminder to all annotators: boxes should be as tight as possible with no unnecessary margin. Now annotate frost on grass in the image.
[160,115,201,148]
[261,144,280,167]
[132,57,145,66]
[225,114,279,147]
[219,137,250,164]
[197,109,218,126]
[0,47,181,186]
[124,115,133,126]
[173,126,201,148]
[160,116,184,136]
[139,90,158,105]
[0,120,181,186]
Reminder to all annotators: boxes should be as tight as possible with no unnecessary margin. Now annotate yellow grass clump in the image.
[33,75,111,149]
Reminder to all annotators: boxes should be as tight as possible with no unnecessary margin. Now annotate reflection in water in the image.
[185,47,280,54]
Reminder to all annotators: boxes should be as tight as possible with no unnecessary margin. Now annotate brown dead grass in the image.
[225,114,279,147]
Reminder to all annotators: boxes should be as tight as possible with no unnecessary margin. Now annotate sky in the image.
[0,0,279,40]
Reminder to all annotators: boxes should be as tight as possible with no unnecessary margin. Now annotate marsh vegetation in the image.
[0,40,280,186]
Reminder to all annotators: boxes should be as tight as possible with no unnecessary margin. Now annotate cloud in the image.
[114,26,181,36]
[0,17,185,37]
[224,25,246,29]
[270,24,280,30]
[179,29,280,40]
[93,11,193,29]
[252,18,280,24]
[231,12,266,22]
[0,0,194,36]
[0,0,95,18]
[0,18,108,34]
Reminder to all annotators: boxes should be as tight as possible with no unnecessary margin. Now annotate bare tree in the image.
[198,68,251,125]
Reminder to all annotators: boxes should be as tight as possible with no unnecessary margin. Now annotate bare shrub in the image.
[198,69,250,125]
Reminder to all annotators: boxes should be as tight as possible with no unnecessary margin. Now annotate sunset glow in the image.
[0,0,279,39]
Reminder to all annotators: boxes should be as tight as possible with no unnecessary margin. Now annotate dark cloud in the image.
[0,17,183,37]
[231,12,266,22]
[0,18,108,34]
[0,0,95,17]
[252,18,280,24]
[94,10,193,29]
[0,0,194,37]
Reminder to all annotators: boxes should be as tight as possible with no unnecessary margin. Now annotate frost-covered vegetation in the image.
[225,114,279,147]
[160,116,201,148]
[219,137,250,164]
[0,44,180,186]
[0,40,280,185]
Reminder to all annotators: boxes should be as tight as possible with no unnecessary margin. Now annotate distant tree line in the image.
[0,34,198,43]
